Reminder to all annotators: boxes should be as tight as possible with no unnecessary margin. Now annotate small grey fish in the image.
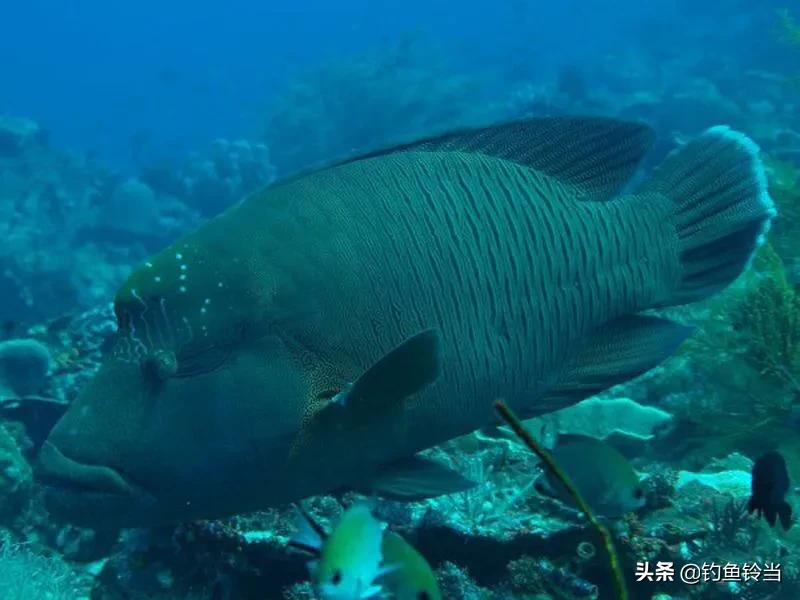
[535,434,645,517]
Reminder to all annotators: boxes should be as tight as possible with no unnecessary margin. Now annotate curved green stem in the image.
[494,399,628,600]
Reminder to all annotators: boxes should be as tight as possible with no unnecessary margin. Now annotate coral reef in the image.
[0,535,87,600]
[778,9,800,47]
[0,116,195,326]
[0,423,33,522]
[0,116,46,158]
[0,117,274,326]
[262,37,495,174]
[3,19,800,599]
[765,156,800,276]
[526,396,674,454]
[0,338,51,399]
[141,138,276,216]
[732,248,800,391]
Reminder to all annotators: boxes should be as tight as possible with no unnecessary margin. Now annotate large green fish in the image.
[38,117,775,527]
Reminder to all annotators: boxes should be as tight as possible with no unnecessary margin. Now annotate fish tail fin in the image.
[779,501,793,531]
[289,505,325,557]
[746,496,757,514]
[641,126,776,305]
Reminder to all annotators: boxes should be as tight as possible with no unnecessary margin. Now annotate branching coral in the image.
[707,497,752,552]
[656,242,800,462]
[764,156,800,263]
[0,536,83,599]
[778,9,800,46]
[507,556,599,600]
[433,441,537,534]
[777,9,800,91]
[732,245,800,391]
[263,37,494,174]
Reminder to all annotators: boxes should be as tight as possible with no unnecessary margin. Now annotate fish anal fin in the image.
[540,315,693,413]
[358,456,475,501]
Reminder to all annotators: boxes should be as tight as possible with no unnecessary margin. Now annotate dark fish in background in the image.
[748,450,792,530]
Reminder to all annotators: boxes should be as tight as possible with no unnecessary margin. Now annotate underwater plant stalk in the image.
[493,399,628,600]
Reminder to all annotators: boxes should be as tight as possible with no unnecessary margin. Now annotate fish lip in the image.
[37,441,152,500]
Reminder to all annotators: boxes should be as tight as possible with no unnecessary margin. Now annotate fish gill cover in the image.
[0,1,800,599]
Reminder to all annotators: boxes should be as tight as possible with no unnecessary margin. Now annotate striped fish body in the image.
[238,149,677,470]
[40,118,775,526]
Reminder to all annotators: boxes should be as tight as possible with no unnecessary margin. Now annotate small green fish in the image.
[379,531,441,600]
[291,503,387,599]
[535,434,645,517]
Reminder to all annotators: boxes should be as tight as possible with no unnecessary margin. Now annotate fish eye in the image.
[418,592,432,600]
[633,487,644,500]
[331,569,342,585]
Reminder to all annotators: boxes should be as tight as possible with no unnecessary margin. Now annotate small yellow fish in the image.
[291,503,387,599]
[379,531,441,600]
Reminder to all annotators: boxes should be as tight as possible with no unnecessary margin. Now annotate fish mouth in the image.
[37,441,144,497]
[37,441,157,527]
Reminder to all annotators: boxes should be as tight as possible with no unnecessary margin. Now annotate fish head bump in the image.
[38,237,313,527]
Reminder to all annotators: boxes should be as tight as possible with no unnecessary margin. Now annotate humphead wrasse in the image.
[38,117,775,527]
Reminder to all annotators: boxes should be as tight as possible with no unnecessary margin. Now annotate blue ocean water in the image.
[0,1,799,598]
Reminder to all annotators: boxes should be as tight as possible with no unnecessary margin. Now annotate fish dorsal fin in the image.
[536,315,692,413]
[358,455,476,501]
[336,117,655,201]
[332,329,442,413]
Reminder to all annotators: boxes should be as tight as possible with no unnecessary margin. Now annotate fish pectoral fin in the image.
[539,315,693,412]
[338,329,442,411]
[358,456,476,501]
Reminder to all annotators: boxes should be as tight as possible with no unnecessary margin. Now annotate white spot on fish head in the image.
[179,286,187,293]
[176,253,183,260]
[200,307,207,315]
[180,264,187,271]
[179,274,187,281]
[154,276,162,283]
[218,282,223,288]
[204,298,210,305]
[145,262,153,268]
